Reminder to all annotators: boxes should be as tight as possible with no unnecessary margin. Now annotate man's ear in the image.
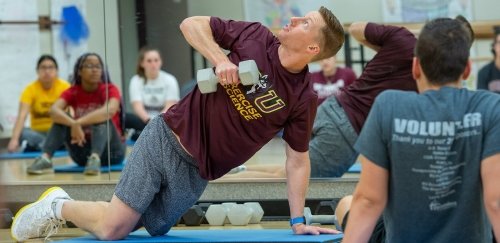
[461,60,472,80]
[412,57,421,81]
[307,44,320,54]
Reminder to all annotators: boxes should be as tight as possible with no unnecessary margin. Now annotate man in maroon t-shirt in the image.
[11,7,347,241]
[309,22,418,178]
[311,55,356,105]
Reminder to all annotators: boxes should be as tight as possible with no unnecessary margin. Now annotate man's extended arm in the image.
[179,16,239,85]
[349,22,381,52]
[285,144,339,235]
[482,153,500,240]
[342,155,388,242]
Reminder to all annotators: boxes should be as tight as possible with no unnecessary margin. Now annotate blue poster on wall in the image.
[60,5,89,45]
[51,0,88,82]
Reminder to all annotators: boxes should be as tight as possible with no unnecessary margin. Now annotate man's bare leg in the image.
[335,195,353,228]
[62,195,141,240]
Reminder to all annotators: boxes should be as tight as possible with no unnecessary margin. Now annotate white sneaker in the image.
[11,187,71,242]
[228,165,247,174]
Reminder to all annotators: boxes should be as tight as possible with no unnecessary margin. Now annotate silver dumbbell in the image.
[196,60,259,93]
[304,207,338,225]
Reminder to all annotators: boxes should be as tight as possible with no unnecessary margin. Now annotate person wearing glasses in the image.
[7,55,70,153]
[25,53,126,176]
[477,29,500,94]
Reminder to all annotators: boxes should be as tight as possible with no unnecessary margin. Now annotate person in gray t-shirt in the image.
[343,17,500,242]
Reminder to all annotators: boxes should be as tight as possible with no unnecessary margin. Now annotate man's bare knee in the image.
[97,223,132,240]
[95,196,141,240]
[335,195,353,227]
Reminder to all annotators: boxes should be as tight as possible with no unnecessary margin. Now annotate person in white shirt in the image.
[126,47,180,140]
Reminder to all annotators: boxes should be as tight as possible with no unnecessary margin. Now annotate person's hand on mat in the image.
[70,123,86,146]
[292,223,341,235]
[7,138,19,153]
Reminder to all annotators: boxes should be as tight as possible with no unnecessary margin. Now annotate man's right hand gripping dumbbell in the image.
[196,60,260,93]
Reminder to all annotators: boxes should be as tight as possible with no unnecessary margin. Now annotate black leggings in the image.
[124,113,148,141]
[43,122,125,166]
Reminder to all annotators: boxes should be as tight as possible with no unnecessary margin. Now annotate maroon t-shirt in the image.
[310,67,356,105]
[164,17,317,180]
[336,23,417,133]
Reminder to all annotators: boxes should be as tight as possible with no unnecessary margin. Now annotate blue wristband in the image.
[289,216,305,226]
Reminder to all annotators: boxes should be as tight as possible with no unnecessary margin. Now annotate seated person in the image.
[335,195,385,243]
[309,21,418,178]
[26,53,126,175]
[126,47,180,141]
[343,17,500,242]
[477,29,500,93]
[7,55,70,153]
[310,55,356,105]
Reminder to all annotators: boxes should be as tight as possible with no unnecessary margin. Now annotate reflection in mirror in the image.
[2,1,497,189]
[0,0,121,183]
[118,0,294,183]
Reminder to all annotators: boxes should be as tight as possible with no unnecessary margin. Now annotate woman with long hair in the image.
[26,53,125,175]
[126,47,179,140]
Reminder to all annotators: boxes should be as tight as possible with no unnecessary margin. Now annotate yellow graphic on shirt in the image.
[225,76,286,120]
[226,84,263,121]
[254,90,285,113]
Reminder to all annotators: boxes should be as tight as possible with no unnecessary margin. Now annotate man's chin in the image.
[276,31,284,41]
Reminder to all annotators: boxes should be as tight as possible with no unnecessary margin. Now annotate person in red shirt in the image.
[309,22,418,178]
[310,55,356,105]
[11,6,346,241]
[24,53,126,176]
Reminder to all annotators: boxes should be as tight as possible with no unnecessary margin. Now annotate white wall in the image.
[37,0,121,90]
[0,0,121,138]
[85,0,122,91]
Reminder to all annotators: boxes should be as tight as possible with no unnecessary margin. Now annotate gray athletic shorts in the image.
[309,97,358,177]
[115,115,208,236]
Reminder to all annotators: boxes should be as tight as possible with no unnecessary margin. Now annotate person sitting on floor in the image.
[7,55,70,153]
[125,47,180,141]
[26,53,126,175]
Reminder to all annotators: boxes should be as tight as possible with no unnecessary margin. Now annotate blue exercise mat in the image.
[0,150,68,160]
[57,229,343,243]
[54,160,126,173]
[126,139,135,146]
[347,163,361,173]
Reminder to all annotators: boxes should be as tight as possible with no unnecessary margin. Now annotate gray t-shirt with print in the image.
[355,87,500,242]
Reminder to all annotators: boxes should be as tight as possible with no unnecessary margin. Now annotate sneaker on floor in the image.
[84,154,101,175]
[11,187,71,242]
[27,156,53,175]
[228,165,247,174]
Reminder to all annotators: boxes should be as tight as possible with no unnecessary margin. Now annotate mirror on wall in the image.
[0,0,120,182]
[1,0,498,185]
